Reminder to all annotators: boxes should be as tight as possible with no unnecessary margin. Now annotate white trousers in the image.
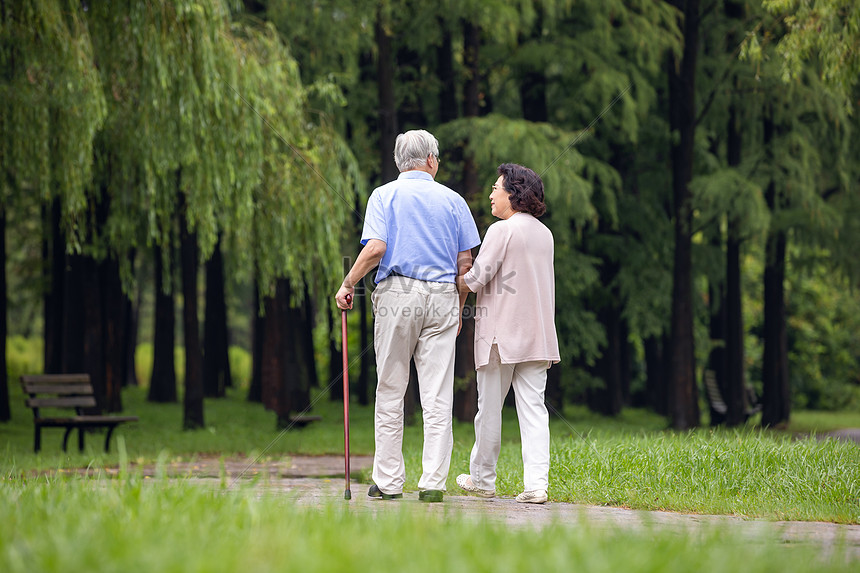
[371,276,459,494]
[470,345,550,492]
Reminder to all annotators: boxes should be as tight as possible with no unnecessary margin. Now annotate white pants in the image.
[371,276,459,494]
[470,345,550,492]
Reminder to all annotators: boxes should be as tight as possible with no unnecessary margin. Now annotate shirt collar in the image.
[397,170,434,182]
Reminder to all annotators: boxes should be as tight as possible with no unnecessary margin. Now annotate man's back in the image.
[362,171,478,283]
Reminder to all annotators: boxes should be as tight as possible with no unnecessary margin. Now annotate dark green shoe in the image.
[368,484,402,500]
[418,489,444,503]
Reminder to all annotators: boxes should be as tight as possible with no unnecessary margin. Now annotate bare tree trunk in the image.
[453,311,477,422]
[44,199,65,374]
[761,107,790,427]
[101,256,126,412]
[149,245,177,402]
[437,22,458,124]
[722,0,748,427]
[645,335,668,415]
[260,280,292,427]
[329,307,343,401]
[707,275,727,425]
[248,281,263,403]
[376,6,398,184]
[124,273,140,387]
[452,21,483,423]
[666,0,702,430]
[203,236,230,397]
[179,193,204,429]
[358,285,371,405]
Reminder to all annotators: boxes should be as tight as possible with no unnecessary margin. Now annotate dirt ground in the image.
[56,453,859,561]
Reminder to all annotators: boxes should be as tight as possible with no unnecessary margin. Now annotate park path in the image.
[88,453,858,561]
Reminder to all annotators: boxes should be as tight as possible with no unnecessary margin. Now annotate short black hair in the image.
[497,163,546,217]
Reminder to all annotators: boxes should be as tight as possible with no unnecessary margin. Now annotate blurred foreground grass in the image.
[1,476,856,573]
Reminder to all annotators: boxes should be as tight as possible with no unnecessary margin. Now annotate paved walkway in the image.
[100,454,859,561]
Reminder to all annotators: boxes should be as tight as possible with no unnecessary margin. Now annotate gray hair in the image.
[393,130,439,172]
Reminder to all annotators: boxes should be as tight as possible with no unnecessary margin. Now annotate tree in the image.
[0,0,105,419]
[665,0,702,429]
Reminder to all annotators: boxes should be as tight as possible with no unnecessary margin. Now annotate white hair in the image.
[393,130,439,172]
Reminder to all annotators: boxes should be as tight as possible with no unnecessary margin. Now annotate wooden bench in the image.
[703,369,762,420]
[20,374,138,453]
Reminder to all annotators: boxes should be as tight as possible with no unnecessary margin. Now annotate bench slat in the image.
[20,374,91,384]
[36,415,139,426]
[22,383,94,395]
[26,396,97,409]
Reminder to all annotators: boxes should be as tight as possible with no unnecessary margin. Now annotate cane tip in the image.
[344,489,352,500]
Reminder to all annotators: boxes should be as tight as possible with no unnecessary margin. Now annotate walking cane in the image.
[342,294,352,500]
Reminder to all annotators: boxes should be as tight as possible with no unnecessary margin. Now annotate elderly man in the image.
[335,129,480,502]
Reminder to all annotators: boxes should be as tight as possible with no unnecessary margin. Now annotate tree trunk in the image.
[149,245,177,402]
[587,299,624,416]
[761,108,790,426]
[453,309,478,422]
[124,274,140,387]
[666,0,701,430]
[203,236,230,398]
[720,0,748,427]
[644,335,668,415]
[546,362,563,415]
[83,255,105,411]
[376,6,398,184]
[437,22,458,124]
[180,196,204,429]
[43,199,65,374]
[707,275,727,425]
[329,307,343,401]
[301,286,318,391]
[358,285,371,405]
[396,45,428,129]
[100,256,126,412]
[0,199,8,422]
[248,283,263,402]
[260,279,292,427]
[452,21,482,422]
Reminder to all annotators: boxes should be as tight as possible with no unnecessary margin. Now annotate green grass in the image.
[2,372,859,524]
[1,475,855,573]
[788,410,860,433]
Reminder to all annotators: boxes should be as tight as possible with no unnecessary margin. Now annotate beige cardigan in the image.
[463,212,560,369]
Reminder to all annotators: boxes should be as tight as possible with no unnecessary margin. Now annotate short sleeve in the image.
[456,198,481,251]
[360,190,387,245]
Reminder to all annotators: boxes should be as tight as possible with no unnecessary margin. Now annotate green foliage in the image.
[784,255,860,410]
[762,0,860,104]
[0,0,106,234]
[5,337,43,383]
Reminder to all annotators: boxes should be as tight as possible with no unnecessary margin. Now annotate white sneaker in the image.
[456,474,495,498]
[515,489,548,504]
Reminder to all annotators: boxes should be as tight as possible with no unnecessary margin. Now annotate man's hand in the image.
[335,239,386,311]
[336,285,354,310]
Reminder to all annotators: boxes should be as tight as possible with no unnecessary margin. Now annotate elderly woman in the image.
[455,163,560,504]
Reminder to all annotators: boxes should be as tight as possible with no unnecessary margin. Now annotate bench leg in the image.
[34,426,41,453]
[79,427,85,452]
[104,426,117,452]
[62,427,74,452]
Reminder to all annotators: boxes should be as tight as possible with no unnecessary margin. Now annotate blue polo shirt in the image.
[361,171,481,284]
